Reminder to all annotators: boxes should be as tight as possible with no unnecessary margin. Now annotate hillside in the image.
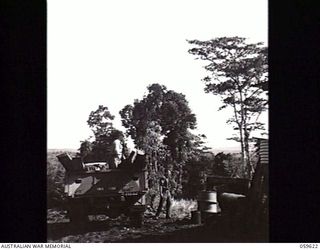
[47,148,78,153]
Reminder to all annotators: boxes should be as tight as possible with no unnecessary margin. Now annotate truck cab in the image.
[57,151,148,226]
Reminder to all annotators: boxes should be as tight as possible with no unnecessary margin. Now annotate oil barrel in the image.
[197,191,220,214]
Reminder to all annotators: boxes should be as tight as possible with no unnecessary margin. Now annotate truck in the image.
[57,151,148,227]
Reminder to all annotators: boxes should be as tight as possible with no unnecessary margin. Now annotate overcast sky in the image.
[47,0,268,151]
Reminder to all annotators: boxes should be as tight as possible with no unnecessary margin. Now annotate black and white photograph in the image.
[47,0,268,243]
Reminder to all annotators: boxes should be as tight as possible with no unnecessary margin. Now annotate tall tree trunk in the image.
[239,126,246,177]
[244,129,252,179]
[231,91,246,178]
[243,102,252,179]
[239,88,249,179]
[153,150,158,172]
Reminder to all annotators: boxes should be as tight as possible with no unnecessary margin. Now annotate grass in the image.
[170,199,197,219]
[148,195,197,219]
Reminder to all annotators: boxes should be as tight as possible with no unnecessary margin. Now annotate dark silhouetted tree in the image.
[212,152,233,177]
[120,83,199,196]
[78,105,126,162]
[188,37,268,178]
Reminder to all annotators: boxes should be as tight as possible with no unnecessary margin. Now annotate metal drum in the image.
[191,210,201,225]
[197,191,220,213]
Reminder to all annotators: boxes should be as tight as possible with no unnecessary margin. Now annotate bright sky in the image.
[47,0,268,151]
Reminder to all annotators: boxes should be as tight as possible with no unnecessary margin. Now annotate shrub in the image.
[47,150,75,208]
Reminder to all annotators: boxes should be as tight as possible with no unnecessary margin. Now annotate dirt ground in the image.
[47,208,199,243]
[47,207,268,243]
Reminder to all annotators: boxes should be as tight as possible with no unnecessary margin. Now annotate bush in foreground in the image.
[47,150,76,208]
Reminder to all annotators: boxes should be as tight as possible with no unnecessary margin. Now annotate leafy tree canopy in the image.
[78,105,126,162]
[120,83,197,158]
[120,83,206,196]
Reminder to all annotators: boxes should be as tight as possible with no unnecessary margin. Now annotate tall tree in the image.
[87,105,115,141]
[79,105,126,162]
[188,37,268,178]
[120,83,198,195]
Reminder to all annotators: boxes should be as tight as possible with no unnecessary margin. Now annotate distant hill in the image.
[211,148,241,154]
[47,148,78,153]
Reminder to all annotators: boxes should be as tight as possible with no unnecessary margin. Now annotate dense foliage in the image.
[120,83,207,197]
[47,150,74,208]
[78,105,128,162]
